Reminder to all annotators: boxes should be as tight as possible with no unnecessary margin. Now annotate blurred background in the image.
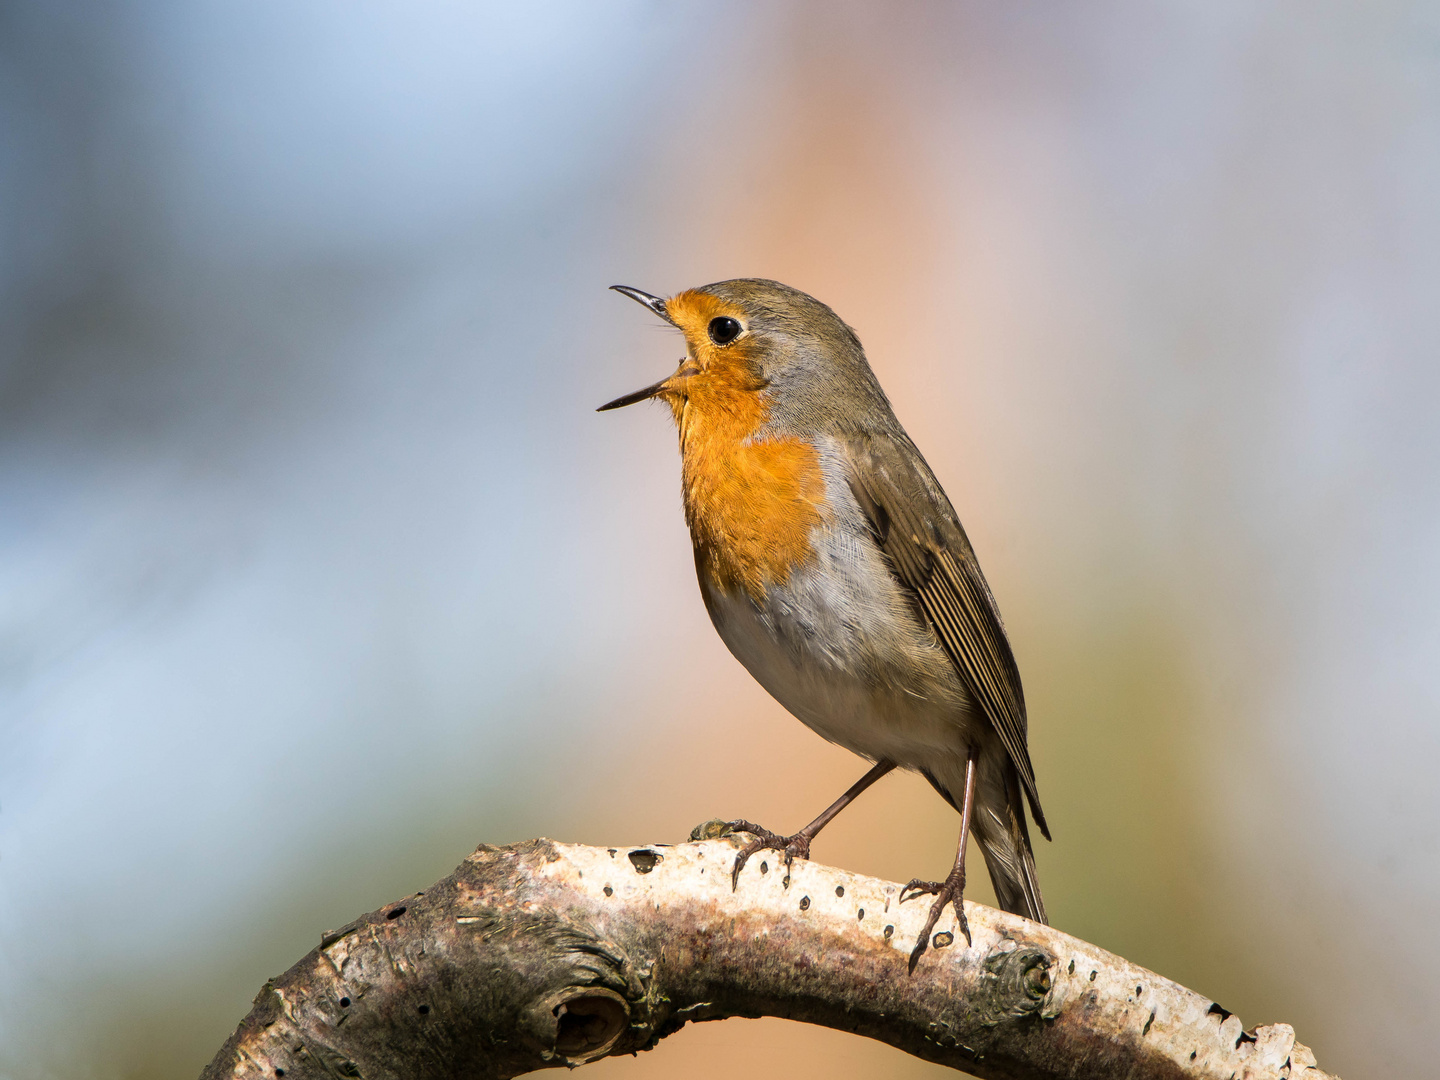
[1,1,1436,1076]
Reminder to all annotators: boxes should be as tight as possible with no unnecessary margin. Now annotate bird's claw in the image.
[726,820,812,888]
[900,867,970,972]
[899,877,942,904]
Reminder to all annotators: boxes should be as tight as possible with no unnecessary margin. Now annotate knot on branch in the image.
[528,986,632,1065]
[514,924,655,1066]
[464,846,658,1067]
[977,941,1056,1026]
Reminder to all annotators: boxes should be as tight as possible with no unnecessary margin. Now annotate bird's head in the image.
[598,279,891,437]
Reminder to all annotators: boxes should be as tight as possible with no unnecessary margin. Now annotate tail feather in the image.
[975,797,1047,925]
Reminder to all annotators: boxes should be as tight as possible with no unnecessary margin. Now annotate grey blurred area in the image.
[1,2,1436,1077]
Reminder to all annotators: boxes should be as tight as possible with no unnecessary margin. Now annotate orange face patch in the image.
[656,291,827,601]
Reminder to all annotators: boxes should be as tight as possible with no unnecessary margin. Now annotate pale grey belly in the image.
[701,532,984,769]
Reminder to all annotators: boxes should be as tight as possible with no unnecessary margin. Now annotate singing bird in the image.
[599,280,1049,969]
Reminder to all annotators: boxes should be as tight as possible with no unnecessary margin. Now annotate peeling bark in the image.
[202,835,1336,1080]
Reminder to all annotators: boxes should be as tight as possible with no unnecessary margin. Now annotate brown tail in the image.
[973,785,1047,924]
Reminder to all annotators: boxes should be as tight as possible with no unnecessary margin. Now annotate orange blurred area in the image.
[588,1016,953,1080]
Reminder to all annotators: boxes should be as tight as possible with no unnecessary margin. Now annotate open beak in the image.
[596,376,671,412]
[598,285,677,411]
[609,285,672,322]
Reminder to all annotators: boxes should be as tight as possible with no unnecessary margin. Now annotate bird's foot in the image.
[900,866,971,973]
[725,820,812,889]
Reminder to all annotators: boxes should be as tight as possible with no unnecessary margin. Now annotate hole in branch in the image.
[627,850,661,874]
[554,994,628,1059]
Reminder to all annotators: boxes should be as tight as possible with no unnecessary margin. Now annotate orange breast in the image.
[677,383,826,602]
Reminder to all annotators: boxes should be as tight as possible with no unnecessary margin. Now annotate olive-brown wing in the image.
[843,433,1049,839]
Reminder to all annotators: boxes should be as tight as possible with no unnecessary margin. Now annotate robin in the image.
[599,279,1049,970]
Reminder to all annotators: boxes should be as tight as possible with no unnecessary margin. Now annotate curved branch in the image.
[202,834,1336,1080]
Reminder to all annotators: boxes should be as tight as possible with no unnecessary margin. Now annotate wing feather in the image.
[844,434,1049,839]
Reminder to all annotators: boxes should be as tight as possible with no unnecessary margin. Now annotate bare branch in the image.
[202,836,1336,1080]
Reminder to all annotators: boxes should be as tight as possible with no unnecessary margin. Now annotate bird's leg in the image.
[729,759,896,888]
[901,746,979,972]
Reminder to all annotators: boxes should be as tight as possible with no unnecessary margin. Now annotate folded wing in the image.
[843,433,1049,840]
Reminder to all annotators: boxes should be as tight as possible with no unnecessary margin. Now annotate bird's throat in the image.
[675,387,826,603]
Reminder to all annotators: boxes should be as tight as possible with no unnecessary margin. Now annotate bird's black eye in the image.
[707,316,742,346]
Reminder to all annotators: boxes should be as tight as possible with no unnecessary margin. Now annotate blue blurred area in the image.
[2,3,1437,1077]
